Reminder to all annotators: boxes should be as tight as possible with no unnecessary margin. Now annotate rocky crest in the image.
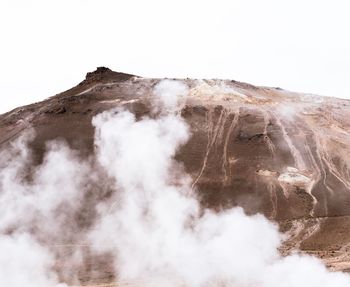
[79,66,135,86]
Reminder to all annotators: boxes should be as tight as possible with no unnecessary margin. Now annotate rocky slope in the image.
[1,67,350,282]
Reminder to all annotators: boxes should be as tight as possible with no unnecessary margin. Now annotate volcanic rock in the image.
[1,68,350,281]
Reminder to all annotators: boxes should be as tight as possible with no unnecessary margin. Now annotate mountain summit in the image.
[1,68,350,283]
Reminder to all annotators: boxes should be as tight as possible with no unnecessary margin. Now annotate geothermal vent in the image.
[1,67,350,286]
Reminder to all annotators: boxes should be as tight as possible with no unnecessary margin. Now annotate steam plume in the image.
[89,80,350,286]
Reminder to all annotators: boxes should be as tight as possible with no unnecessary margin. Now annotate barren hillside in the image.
[1,67,350,284]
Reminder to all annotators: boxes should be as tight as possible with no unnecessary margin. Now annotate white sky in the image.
[0,0,350,114]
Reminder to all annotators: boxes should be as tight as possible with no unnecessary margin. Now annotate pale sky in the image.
[1,0,350,114]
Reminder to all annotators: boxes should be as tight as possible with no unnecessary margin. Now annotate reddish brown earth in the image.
[1,67,350,284]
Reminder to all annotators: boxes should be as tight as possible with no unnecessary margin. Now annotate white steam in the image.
[0,80,350,286]
[89,80,350,286]
[0,132,72,287]
[152,79,188,112]
[0,234,65,287]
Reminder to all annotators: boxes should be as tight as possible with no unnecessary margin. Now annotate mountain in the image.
[1,67,350,283]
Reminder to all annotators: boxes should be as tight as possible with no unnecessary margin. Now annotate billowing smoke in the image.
[1,80,350,286]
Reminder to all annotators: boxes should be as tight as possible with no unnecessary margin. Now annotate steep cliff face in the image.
[1,67,350,279]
